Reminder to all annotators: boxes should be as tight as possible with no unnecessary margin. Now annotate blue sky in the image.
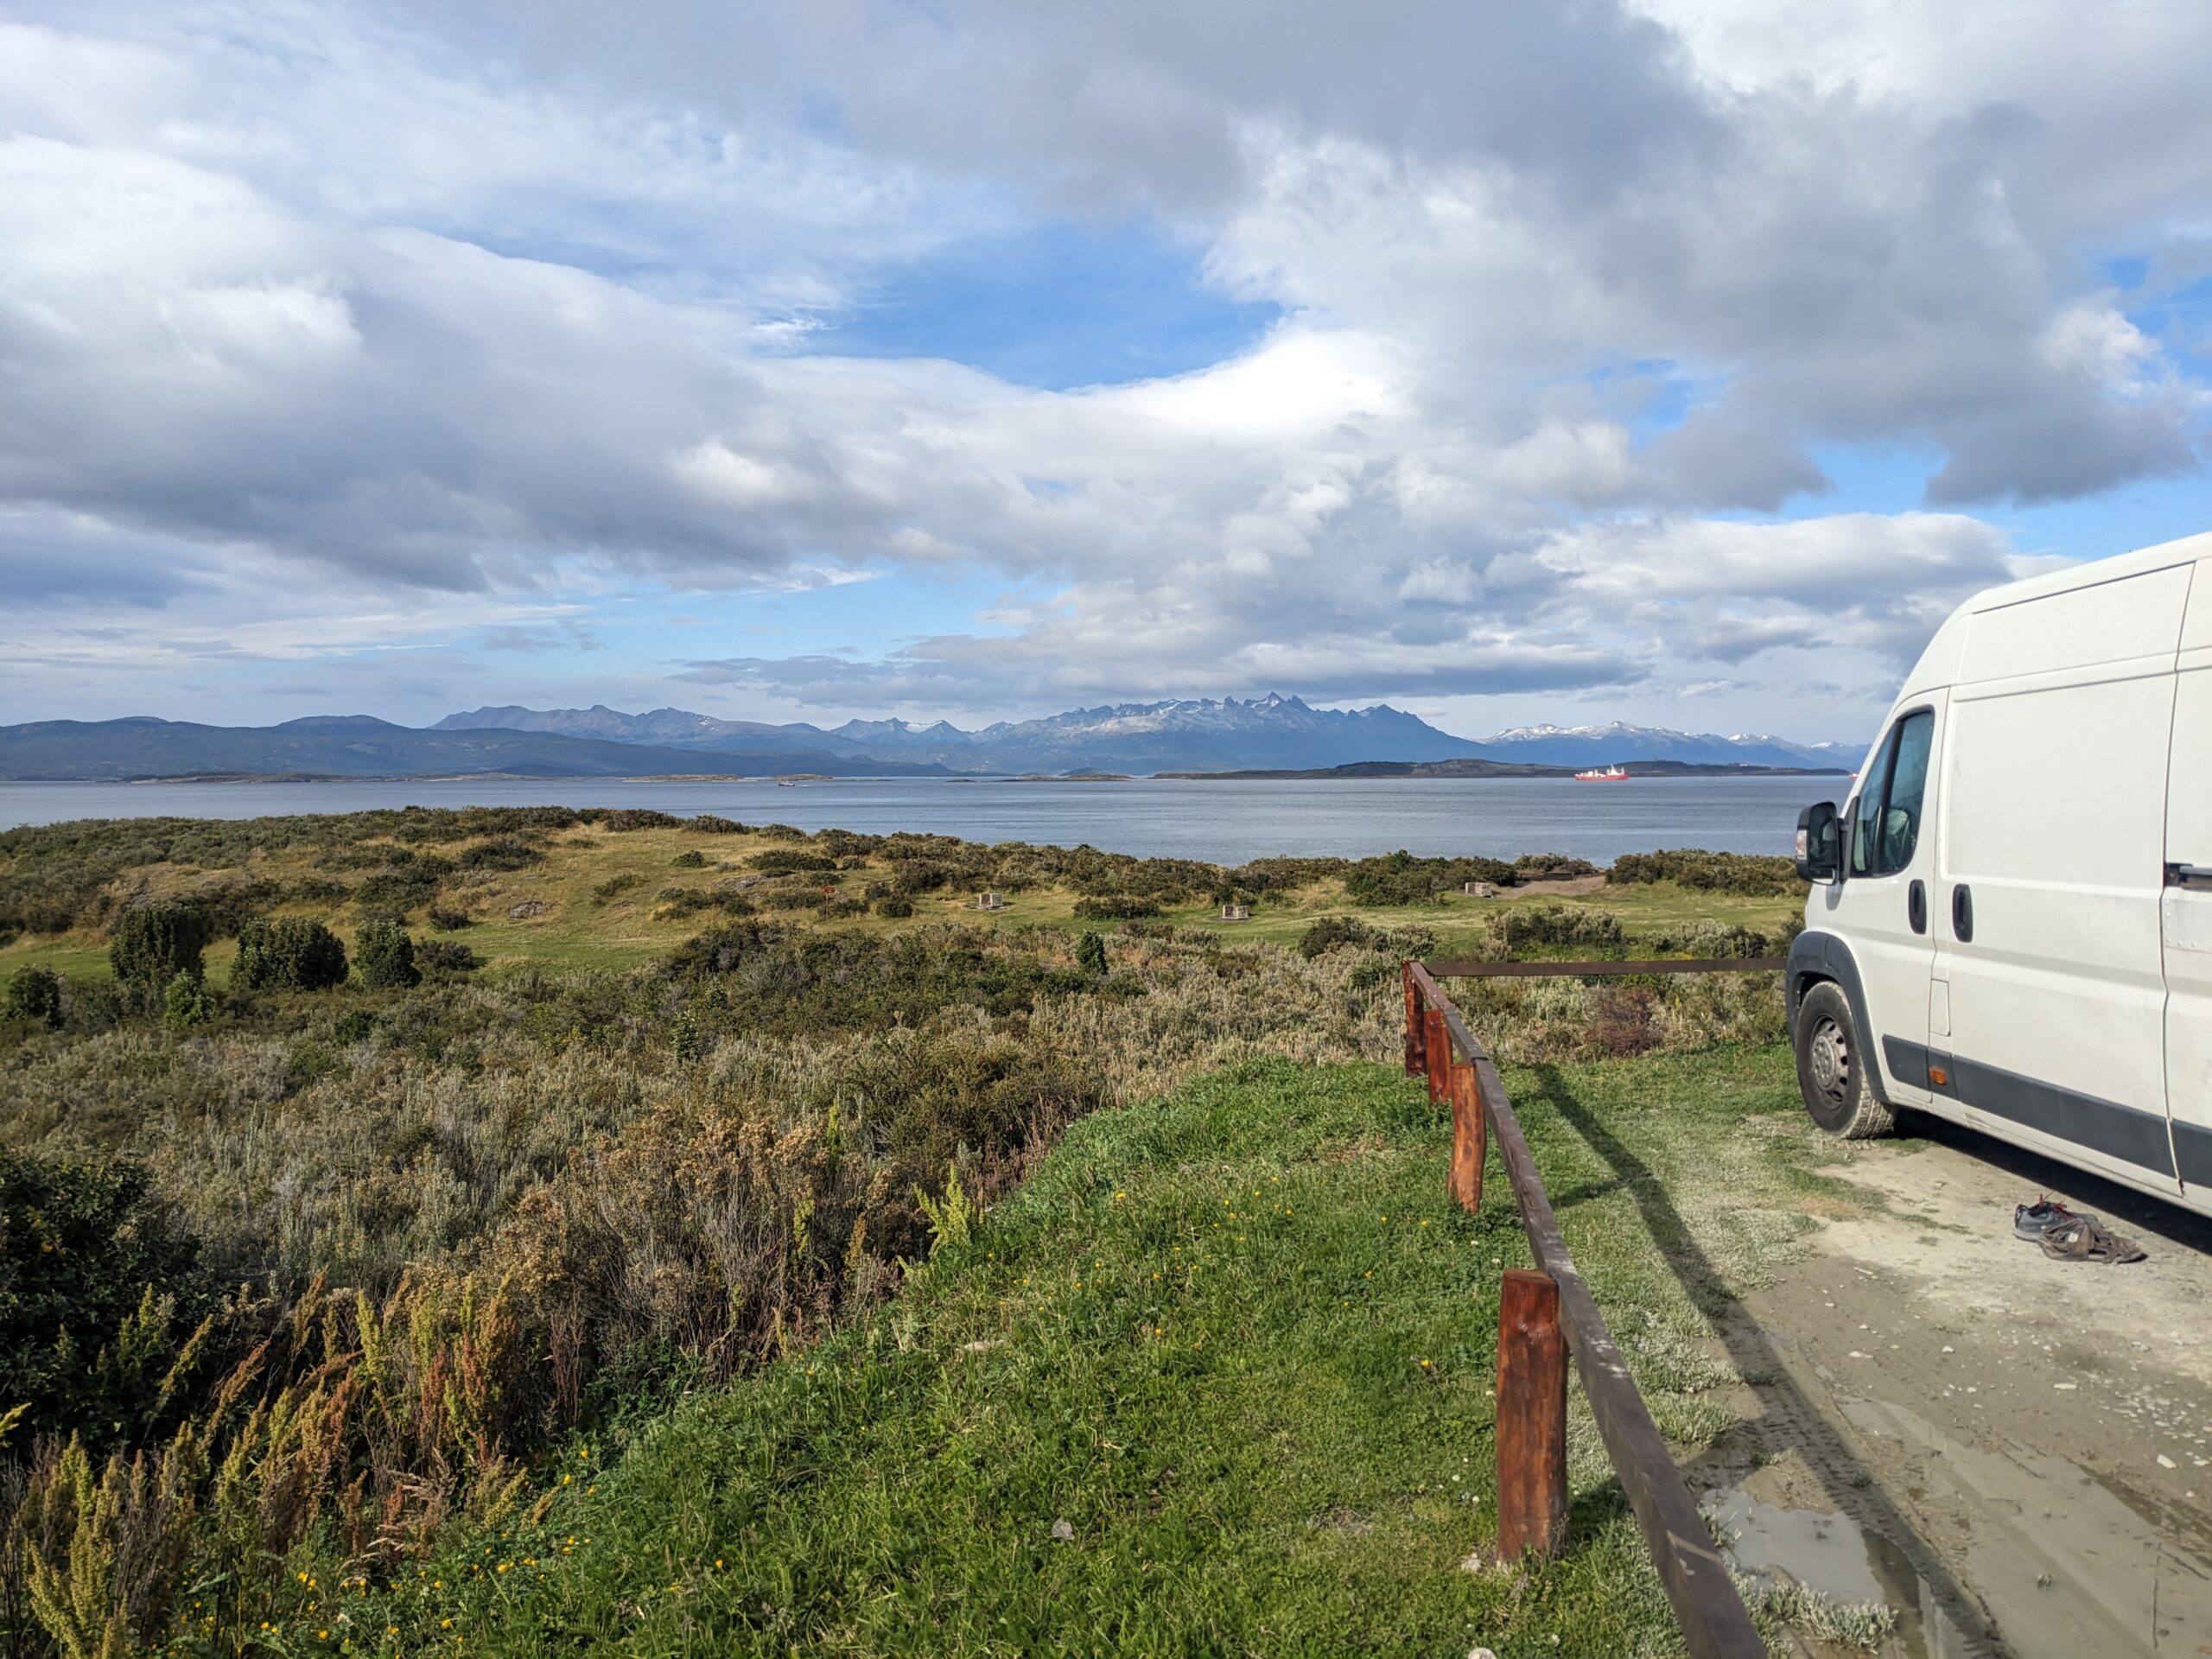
[2,0,2208,745]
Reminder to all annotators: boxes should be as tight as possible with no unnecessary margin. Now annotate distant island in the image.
[1159,759,1850,780]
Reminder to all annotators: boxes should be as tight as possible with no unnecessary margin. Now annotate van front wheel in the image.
[1795,982,1894,1140]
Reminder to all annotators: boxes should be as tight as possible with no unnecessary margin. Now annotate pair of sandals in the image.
[2013,1198,2147,1264]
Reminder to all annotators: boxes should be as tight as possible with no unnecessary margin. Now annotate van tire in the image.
[1794,981,1893,1140]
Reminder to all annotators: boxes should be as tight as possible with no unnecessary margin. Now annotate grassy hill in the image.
[333,1051,1872,1656]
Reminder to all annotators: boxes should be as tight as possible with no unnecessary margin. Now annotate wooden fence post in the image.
[1402,964,1425,1077]
[1448,1054,1484,1213]
[1497,1268,1568,1560]
[1422,1008,1449,1107]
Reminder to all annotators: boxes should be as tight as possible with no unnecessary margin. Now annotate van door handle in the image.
[1951,883,1974,942]
[1908,880,1927,934]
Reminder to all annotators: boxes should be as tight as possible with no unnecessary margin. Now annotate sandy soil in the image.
[1510,874,1610,897]
[1694,1114,2212,1657]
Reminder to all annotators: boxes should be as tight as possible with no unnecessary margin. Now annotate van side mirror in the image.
[1796,802,1840,882]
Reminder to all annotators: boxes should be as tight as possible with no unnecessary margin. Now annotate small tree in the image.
[110,904,213,989]
[355,918,420,989]
[1075,931,1109,977]
[232,917,349,992]
[161,972,214,1030]
[3,966,63,1029]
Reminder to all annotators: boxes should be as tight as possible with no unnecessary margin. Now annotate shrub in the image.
[333,1008,378,1044]
[0,1152,204,1444]
[1513,852,1599,880]
[454,836,542,872]
[601,809,683,831]
[110,904,213,988]
[685,815,747,835]
[427,906,473,931]
[671,849,707,868]
[1652,920,1773,959]
[416,938,484,976]
[874,896,914,918]
[1076,931,1108,976]
[1072,893,1160,921]
[3,965,63,1028]
[818,898,869,919]
[1609,849,1799,895]
[1343,850,1518,906]
[1298,915,1375,958]
[760,885,829,912]
[654,887,759,920]
[354,863,450,913]
[162,972,214,1029]
[749,850,837,875]
[757,823,804,840]
[1487,905,1626,957]
[356,918,421,988]
[592,873,645,903]
[232,916,349,992]
[1586,986,1662,1056]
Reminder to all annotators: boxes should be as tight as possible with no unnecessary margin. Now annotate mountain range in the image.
[0,698,1858,781]
[434,696,1858,774]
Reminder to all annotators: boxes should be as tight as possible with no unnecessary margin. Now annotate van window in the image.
[1876,711,1934,874]
[1849,727,1898,876]
[1849,709,1934,877]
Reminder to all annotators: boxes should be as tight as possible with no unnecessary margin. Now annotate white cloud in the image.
[0,0,2206,738]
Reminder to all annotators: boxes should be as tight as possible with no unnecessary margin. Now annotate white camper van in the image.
[1787,530,2212,1216]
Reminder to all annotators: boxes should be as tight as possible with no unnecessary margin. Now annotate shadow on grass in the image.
[1521,1062,2003,1655]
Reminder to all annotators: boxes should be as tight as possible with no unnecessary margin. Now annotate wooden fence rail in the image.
[1404,958,1769,1659]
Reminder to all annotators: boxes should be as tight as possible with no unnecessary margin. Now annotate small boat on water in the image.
[1573,763,1630,781]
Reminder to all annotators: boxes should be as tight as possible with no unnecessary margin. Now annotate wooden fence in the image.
[1404,957,1774,1659]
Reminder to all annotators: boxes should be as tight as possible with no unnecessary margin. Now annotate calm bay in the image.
[0,774,1835,864]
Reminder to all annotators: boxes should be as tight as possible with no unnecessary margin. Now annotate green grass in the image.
[337,1046,1871,1656]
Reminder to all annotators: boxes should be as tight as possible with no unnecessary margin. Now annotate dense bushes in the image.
[109,903,213,988]
[1342,850,1520,906]
[1651,920,1775,959]
[1072,893,1160,920]
[1299,915,1376,957]
[355,918,420,988]
[665,921,1096,1034]
[1487,904,1626,956]
[0,1152,204,1445]
[232,916,349,991]
[3,966,62,1028]
[1610,849,1799,895]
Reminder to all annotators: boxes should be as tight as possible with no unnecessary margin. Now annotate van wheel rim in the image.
[1808,1016,1849,1102]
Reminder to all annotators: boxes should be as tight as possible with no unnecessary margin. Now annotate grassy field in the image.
[308,1047,1880,1659]
[0,816,1802,982]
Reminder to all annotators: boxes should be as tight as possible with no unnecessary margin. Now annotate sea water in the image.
[0,775,1834,864]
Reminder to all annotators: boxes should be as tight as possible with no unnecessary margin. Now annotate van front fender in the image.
[1787,929,1895,1109]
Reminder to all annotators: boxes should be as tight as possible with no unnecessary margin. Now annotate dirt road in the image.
[1700,1116,2212,1656]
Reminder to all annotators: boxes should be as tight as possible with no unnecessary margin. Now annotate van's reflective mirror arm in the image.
[1796,801,1840,883]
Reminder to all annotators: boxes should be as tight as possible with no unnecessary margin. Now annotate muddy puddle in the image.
[1707,1489,1975,1656]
